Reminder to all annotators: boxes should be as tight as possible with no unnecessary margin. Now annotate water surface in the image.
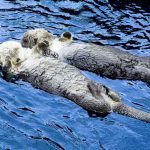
[0,0,150,149]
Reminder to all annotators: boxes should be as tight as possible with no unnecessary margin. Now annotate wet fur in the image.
[21,28,54,49]
[0,41,150,122]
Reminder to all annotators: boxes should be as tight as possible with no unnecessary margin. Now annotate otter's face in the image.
[21,29,54,49]
[21,33,38,49]
[0,41,24,73]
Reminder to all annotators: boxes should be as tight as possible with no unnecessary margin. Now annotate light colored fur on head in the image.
[0,41,21,69]
[0,41,35,71]
[21,28,54,49]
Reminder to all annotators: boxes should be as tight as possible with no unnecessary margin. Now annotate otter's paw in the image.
[37,40,50,56]
[38,40,49,49]
[59,32,73,42]
[62,32,72,40]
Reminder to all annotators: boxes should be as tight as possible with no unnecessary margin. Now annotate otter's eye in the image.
[23,38,28,43]
[16,58,20,63]
[34,38,38,45]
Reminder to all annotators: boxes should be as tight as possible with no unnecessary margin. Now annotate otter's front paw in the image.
[38,40,49,49]
[38,40,50,56]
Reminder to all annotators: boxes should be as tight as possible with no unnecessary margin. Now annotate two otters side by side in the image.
[0,29,72,73]
[2,29,72,78]
[0,29,150,123]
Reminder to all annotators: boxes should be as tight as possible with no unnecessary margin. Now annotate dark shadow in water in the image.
[108,0,150,12]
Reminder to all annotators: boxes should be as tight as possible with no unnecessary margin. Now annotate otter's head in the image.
[21,28,54,49]
[21,33,38,49]
[0,41,23,73]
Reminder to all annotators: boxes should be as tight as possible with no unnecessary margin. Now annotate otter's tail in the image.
[113,103,150,123]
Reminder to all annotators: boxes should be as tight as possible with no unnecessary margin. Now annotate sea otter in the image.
[21,28,150,85]
[0,40,46,74]
[0,41,24,73]
[0,40,150,123]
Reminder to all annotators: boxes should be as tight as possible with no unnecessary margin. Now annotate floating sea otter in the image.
[21,28,150,85]
[0,40,150,123]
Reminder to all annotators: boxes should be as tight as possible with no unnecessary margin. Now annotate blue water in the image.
[0,0,150,149]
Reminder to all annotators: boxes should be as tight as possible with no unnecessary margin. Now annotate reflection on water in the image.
[0,0,150,149]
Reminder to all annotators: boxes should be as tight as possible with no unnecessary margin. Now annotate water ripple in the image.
[0,0,150,149]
